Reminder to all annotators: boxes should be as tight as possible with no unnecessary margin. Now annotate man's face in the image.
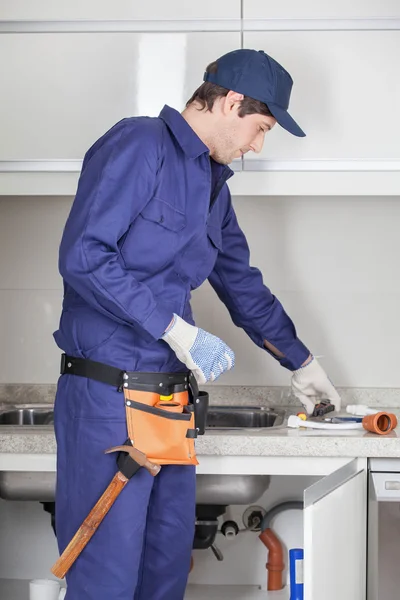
[211,94,277,165]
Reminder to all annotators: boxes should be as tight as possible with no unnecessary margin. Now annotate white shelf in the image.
[229,169,400,196]
[185,584,289,599]
[1,167,400,196]
[1,17,399,33]
[0,580,289,600]
[0,19,242,33]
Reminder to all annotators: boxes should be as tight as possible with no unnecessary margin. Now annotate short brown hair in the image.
[186,61,273,118]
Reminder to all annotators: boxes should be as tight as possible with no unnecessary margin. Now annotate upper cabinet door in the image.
[242,31,400,161]
[244,0,400,19]
[1,0,241,20]
[0,32,240,160]
[303,460,367,600]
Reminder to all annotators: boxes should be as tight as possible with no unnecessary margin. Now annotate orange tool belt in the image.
[60,354,209,466]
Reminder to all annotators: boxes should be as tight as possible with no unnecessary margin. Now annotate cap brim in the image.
[268,103,306,137]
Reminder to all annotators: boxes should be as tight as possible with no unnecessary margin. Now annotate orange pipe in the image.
[259,528,285,591]
[362,412,398,435]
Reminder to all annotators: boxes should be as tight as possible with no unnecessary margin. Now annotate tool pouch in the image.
[123,388,199,466]
[59,355,206,466]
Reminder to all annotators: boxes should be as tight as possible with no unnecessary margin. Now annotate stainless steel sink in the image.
[0,404,285,430]
[206,405,285,429]
[0,471,270,505]
[0,404,283,504]
[0,407,54,426]
[0,471,56,502]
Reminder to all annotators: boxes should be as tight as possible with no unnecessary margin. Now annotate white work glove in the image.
[291,357,341,415]
[162,314,235,384]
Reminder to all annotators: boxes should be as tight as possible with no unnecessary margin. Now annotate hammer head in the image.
[105,442,161,477]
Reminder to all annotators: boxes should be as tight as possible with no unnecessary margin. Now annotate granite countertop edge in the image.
[0,421,399,458]
[0,384,399,458]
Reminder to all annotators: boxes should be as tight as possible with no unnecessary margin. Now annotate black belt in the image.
[60,354,209,435]
[60,353,199,399]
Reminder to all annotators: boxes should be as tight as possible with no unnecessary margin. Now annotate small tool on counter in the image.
[311,399,335,418]
[51,442,160,580]
[296,399,335,421]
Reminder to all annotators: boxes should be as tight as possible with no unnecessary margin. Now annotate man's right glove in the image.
[162,314,235,384]
[291,356,341,415]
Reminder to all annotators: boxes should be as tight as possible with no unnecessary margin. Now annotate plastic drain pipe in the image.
[258,501,303,591]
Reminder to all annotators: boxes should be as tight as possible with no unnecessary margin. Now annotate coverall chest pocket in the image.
[176,223,223,288]
[120,197,186,273]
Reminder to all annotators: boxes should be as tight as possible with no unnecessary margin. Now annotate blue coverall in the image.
[53,105,309,599]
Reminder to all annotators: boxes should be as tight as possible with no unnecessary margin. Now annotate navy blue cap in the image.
[203,49,305,137]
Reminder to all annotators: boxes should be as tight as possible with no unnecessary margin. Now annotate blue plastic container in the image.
[289,548,304,600]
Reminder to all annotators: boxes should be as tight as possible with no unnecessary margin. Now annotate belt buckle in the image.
[60,353,66,375]
[117,371,128,393]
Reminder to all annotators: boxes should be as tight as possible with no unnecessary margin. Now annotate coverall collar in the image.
[159,104,214,160]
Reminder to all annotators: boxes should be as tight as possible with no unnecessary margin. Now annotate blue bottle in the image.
[289,548,304,600]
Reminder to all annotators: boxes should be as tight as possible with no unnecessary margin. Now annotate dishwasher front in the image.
[368,458,400,600]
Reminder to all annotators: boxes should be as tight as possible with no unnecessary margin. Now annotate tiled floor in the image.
[0,579,290,599]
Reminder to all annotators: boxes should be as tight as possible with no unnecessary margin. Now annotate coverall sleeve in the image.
[208,193,310,371]
[59,119,172,340]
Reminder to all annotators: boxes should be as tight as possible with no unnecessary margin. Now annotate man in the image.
[53,48,340,599]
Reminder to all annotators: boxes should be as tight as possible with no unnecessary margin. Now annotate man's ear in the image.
[221,91,244,115]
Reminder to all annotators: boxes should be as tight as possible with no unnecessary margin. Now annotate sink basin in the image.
[0,404,285,430]
[206,405,285,429]
[0,407,54,426]
[0,471,270,505]
[0,404,281,504]
[196,474,270,505]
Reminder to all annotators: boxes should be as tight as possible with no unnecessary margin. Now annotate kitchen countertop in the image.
[0,384,399,458]
[0,407,399,458]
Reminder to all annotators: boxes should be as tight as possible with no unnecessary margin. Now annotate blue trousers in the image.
[54,375,196,600]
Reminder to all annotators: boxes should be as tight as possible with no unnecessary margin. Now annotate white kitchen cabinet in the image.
[197,456,367,598]
[304,460,367,600]
[242,31,400,162]
[1,0,241,21]
[0,31,240,161]
[0,453,368,598]
[244,0,400,19]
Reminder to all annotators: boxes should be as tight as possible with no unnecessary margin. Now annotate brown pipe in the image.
[362,412,398,435]
[259,528,285,591]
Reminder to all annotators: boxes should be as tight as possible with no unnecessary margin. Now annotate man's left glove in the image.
[161,314,234,384]
[291,357,341,415]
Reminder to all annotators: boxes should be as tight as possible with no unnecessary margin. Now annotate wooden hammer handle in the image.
[51,471,128,579]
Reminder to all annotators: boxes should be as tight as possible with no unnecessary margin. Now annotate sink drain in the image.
[242,505,267,532]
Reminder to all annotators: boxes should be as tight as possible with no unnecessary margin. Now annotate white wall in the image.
[1,194,400,388]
